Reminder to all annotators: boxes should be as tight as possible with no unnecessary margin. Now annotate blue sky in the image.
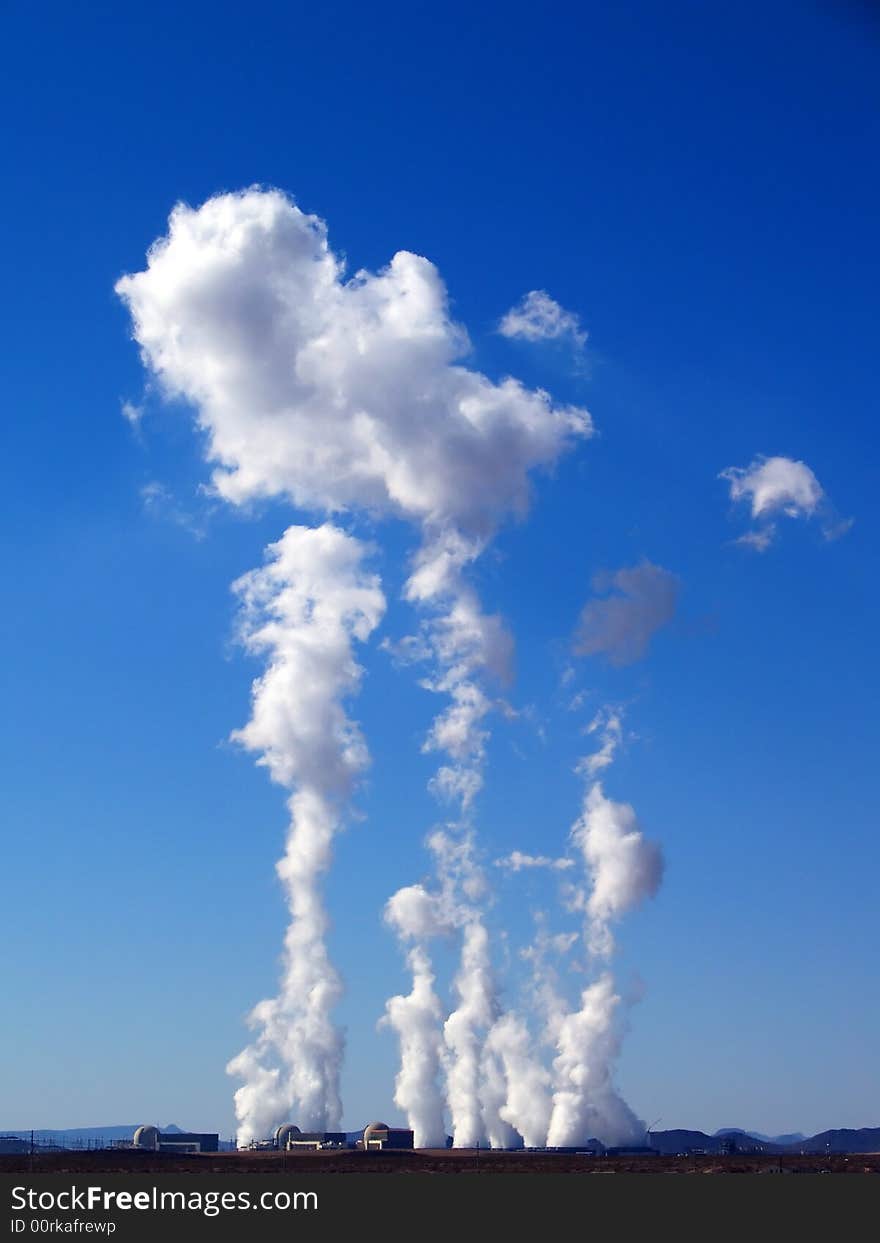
[1,0,878,1140]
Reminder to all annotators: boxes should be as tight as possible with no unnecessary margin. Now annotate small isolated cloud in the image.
[495,851,574,873]
[722,455,823,520]
[141,480,208,540]
[498,290,587,350]
[734,527,775,552]
[720,454,852,550]
[121,400,143,427]
[574,561,679,667]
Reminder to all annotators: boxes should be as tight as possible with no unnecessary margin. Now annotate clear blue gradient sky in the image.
[1,0,877,1139]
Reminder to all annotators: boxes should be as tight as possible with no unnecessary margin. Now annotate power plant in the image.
[243,1122,415,1152]
[132,1126,219,1153]
[238,1121,653,1154]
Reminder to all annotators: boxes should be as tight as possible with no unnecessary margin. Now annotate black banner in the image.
[2,1172,874,1239]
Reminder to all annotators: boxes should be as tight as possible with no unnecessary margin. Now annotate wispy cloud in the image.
[140,480,208,540]
[734,527,775,552]
[121,400,143,427]
[576,706,624,779]
[495,850,574,873]
[574,561,679,666]
[498,290,587,352]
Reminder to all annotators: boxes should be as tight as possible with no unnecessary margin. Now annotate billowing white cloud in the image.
[116,191,592,540]
[498,290,587,350]
[721,454,851,550]
[574,561,678,667]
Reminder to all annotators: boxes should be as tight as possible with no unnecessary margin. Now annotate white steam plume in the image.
[545,974,644,1148]
[480,1024,522,1150]
[403,544,509,1149]
[573,782,664,958]
[496,705,664,1149]
[484,1012,552,1148]
[380,946,448,1149]
[224,524,385,1143]
[480,917,571,1151]
[444,918,496,1148]
[117,187,594,1140]
[381,878,451,1148]
[384,530,522,1148]
[544,708,663,1147]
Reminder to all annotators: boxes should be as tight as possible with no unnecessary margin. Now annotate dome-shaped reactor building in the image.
[274,1124,302,1148]
[271,1123,346,1150]
[361,1122,414,1150]
[132,1125,218,1153]
[133,1125,160,1151]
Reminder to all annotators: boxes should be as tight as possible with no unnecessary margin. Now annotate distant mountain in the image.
[715,1127,806,1145]
[800,1128,880,1154]
[653,1127,880,1155]
[651,1130,779,1155]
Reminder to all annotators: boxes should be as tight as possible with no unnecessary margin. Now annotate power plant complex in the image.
[247,1122,414,1152]
[129,1122,415,1153]
[132,1127,219,1153]
[126,1120,660,1155]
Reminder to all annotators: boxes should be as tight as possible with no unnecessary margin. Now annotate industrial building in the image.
[133,1126,219,1153]
[358,1121,414,1150]
[260,1121,414,1151]
[273,1124,346,1150]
